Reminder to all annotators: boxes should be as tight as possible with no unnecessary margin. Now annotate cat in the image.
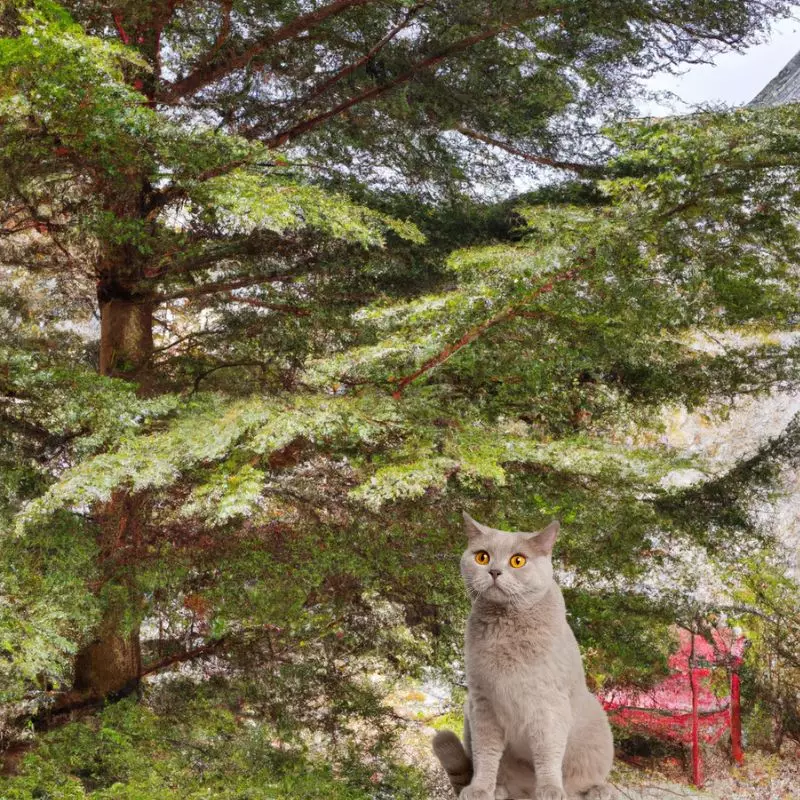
[432,513,614,800]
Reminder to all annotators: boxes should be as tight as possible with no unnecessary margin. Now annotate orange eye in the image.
[510,554,526,568]
[474,551,490,565]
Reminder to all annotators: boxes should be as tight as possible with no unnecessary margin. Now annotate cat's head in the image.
[459,512,559,606]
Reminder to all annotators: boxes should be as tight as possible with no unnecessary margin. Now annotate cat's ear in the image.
[462,511,487,541]
[527,520,560,554]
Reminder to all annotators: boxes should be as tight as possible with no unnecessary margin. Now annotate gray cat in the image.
[432,513,614,800]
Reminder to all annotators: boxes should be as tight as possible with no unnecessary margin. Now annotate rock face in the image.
[661,391,800,578]
[662,393,800,469]
[750,49,800,107]
[746,63,800,572]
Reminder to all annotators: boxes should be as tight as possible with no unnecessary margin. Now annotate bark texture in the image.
[72,269,153,696]
[73,609,142,698]
[98,291,154,389]
[72,490,146,697]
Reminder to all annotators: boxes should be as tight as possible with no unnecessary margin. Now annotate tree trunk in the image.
[98,291,154,391]
[72,486,148,700]
[73,606,142,698]
[72,279,154,698]
[72,483,148,702]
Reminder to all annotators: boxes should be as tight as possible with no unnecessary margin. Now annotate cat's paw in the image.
[459,786,493,800]
[534,786,567,800]
[583,784,614,800]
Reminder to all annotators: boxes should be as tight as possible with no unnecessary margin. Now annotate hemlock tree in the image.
[3,0,800,793]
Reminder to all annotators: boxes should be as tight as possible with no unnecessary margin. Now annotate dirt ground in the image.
[398,722,800,800]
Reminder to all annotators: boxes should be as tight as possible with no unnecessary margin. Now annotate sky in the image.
[501,15,800,193]
[642,15,800,114]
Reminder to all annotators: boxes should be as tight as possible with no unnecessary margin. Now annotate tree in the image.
[2,0,800,794]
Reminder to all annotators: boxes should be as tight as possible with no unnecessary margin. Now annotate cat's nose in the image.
[489,569,502,579]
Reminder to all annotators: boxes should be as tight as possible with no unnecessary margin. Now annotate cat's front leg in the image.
[526,701,571,800]
[460,695,504,800]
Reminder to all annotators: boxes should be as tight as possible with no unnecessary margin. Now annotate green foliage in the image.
[430,711,464,740]
[0,696,428,798]
[14,385,691,538]
[325,108,800,418]
[565,590,673,689]
[192,172,425,247]
[0,0,152,186]
[725,555,800,748]
[0,1,422,300]
[0,512,100,701]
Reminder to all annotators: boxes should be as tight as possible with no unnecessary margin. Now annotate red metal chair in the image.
[600,627,747,786]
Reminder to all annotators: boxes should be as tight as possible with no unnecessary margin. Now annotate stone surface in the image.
[750,49,800,107]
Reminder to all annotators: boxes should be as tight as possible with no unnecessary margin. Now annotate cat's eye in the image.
[474,550,490,565]
[509,554,527,568]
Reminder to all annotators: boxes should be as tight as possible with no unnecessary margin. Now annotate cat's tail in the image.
[432,730,473,795]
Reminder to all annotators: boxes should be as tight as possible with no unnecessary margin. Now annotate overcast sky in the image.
[642,14,800,114]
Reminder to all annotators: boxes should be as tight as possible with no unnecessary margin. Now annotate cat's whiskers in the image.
[503,585,526,611]
[465,581,482,603]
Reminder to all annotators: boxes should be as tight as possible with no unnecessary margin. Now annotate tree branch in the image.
[192,359,271,393]
[391,255,593,397]
[158,0,376,103]
[258,20,520,147]
[6,178,81,271]
[140,637,232,676]
[225,295,311,317]
[193,0,234,72]
[454,125,602,176]
[0,411,89,454]
[151,327,222,355]
[223,294,311,316]
[14,626,295,742]
[153,272,300,304]
[291,1,432,113]
[144,158,253,217]
[150,0,181,92]
[149,9,567,208]
[113,11,131,46]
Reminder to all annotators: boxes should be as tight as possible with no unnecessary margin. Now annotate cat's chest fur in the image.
[467,614,553,672]
[464,584,579,704]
